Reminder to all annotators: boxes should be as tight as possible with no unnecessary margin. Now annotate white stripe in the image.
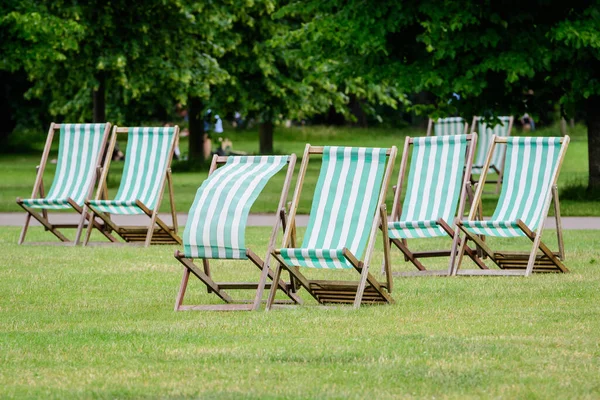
[306,147,339,249]
[440,137,462,224]
[186,158,242,257]
[217,158,270,257]
[68,125,91,203]
[495,139,521,221]
[349,148,383,253]
[518,138,543,227]
[529,138,558,227]
[145,130,173,209]
[200,159,257,258]
[322,147,352,249]
[335,148,366,248]
[228,157,287,256]
[137,129,161,206]
[128,128,151,206]
[405,141,426,220]
[57,126,81,200]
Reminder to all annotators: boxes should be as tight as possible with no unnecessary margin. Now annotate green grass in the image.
[1,226,600,398]
[1,123,597,215]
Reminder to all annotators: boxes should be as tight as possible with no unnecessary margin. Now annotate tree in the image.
[1,0,243,163]
[210,0,399,154]
[277,0,600,189]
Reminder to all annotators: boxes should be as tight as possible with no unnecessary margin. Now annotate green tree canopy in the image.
[277,0,600,188]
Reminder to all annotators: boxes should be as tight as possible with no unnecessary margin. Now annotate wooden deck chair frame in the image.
[16,123,114,245]
[266,144,398,310]
[385,134,488,276]
[452,135,570,276]
[82,125,181,247]
[469,116,514,194]
[426,117,469,137]
[173,154,303,311]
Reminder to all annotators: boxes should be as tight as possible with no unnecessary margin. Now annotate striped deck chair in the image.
[83,126,181,246]
[174,154,302,311]
[266,145,397,309]
[453,136,570,276]
[427,117,469,136]
[385,134,487,276]
[16,123,112,244]
[469,116,514,194]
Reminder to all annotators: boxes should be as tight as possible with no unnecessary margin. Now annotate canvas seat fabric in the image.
[278,147,387,269]
[183,156,289,259]
[88,127,175,214]
[463,137,562,237]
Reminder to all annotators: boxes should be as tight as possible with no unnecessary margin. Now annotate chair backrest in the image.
[45,123,108,205]
[400,135,469,225]
[184,156,289,259]
[472,116,513,170]
[111,127,176,210]
[432,117,467,136]
[301,147,388,258]
[491,137,565,229]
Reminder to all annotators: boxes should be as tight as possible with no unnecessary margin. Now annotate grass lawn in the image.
[1,123,597,216]
[1,226,599,398]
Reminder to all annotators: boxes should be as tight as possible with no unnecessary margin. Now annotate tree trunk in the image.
[188,96,205,164]
[92,72,106,123]
[259,121,274,154]
[587,95,600,190]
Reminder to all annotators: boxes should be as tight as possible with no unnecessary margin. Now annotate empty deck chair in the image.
[385,134,487,276]
[470,116,514,194]
[453,136,570,276]
[83,126,181,246]
[16,123,111,244]
[266,145,397,309]
[174,154,302,311]
[427,117,468,137]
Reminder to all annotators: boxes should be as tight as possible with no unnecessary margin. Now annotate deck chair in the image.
[470,116,514,194]
[16,123,112,244]
[174,154,303,311]
[266,145,397,309]
[82,126,181,246]
[452,136,570,276]
[427,117,468,136]
[385,134,488,276]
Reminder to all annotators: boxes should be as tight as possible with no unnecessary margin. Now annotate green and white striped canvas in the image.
[388,135,468,239]
[433,117,467,136]
[89,127,175,214]
[22,124,107,209]
[463,137,563,237]
[279,147,387,269]
[183,156,289,259]
[472,116,512,173]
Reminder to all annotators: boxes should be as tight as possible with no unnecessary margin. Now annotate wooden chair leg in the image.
[18,213,32,245]
[174,268,191,311]
[265,264,283,311]
[202,259,212,294]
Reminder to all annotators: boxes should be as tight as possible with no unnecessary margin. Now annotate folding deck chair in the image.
[453,136,570,276]
[427,117,468,136]
[470,116,514,194]
[82,126,181,246]
[16,123,111,244]
[266,145,397,309]
[174,154,303,311]
[385,134,488,276]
